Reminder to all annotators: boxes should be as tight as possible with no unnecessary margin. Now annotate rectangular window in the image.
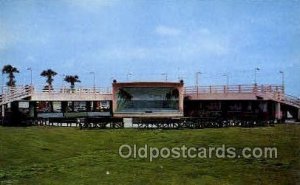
[53,102,62,112]
[116,87,179,112]
[36,101,52,113]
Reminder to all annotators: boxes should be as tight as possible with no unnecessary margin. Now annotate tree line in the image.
[2,64,81,90]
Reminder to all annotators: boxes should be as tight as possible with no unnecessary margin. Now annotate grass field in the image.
[0,124,299,185]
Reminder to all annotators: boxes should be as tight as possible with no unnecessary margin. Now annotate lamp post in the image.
[196,72,202,96]
[27,67,32,86]
[60,74,66,92]
[254,67,260,85]
[89,72,96,92]
[222,74,229,93]
[279,71,284,94]
[222,74,229,87]
[161,73,167,82]
[126,73,132,81]
[253,67,260,94]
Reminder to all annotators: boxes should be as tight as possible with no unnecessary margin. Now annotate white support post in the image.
[275,102,282,121]
[1,105,4,117]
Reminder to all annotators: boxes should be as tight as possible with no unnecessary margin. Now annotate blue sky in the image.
[0,0,299,96]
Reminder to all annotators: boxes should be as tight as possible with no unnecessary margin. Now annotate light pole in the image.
[222,74,229,87]
[60,74,66,91]
[254,67,260,85]
[89,72,95,92]
[126,73,132,81]
[279,71,284,93]
[27,67,32,86]
[196,72,202,96]
[161,73,168,82]
[1,73,3,117]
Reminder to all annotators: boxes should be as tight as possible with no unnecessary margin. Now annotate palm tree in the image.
[64,75,81,90]
[2,65,19,87]
[40,69,57,90]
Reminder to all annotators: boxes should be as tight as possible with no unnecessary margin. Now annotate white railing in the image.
[284,94,300,108]
[0,85,33,105]
[33,86,112,95]
[0,85,113,104]
[185,84,284,95]
[184,84,300,108]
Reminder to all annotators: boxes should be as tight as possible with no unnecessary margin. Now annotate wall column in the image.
[112,83,117,113]
[179,86,184,113]
[275,102,282,122]
[1,104,4,117]
[29,101,36,118]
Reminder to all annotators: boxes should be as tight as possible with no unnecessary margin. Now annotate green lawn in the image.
[0,124,299,185]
